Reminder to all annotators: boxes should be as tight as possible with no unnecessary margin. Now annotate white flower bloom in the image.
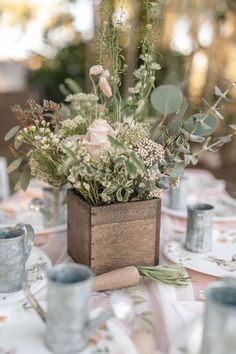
[140,54,153,62]
[151,63,162,70]
[128,87,139,94]
[52,138,60,144]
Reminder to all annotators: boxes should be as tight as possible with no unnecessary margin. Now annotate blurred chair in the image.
[0,157,10,201]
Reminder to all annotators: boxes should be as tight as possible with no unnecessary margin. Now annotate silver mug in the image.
[201,278,236,354]
[24,263,133,353]
[0,223,34,293]
[185,203,214,253]
[29,186,66,228]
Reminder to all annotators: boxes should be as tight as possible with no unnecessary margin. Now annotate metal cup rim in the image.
[47,263,93,287]
[0,226,24,241]
[187,203,215,212]
[205,280,236,310]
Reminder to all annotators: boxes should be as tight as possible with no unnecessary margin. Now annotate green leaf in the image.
[64,78,81,93]
[14,136,23,149]
[20,165,31,191]
[116,188,123,202]
[5,126,21,141]
[188,134,205,143]
[108,136,125,149]
[7,158,23,174]
[104,185,117,194]
[59,104,71,119]
[184,154,198,165]
[124,160,137,178]
[167,101,188,135]
[170,164,185,178]
[184,113,217,136]
[151,85,184,116]
[129,151,144,171]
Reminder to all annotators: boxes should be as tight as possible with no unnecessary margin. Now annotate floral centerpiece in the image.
[5,1,236,273]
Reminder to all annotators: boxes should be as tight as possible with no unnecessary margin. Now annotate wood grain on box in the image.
[67,189,161,274]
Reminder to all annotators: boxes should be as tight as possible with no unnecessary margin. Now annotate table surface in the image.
[1,170,235,354]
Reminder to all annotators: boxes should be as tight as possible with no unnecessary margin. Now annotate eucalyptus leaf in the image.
[7,158,23,174]
[189,134,205,143]
[167,101,188,135]
[215,86,223,97]
[14,136,23,150]
[184,113,217,136]
[229,124,236,131]
[151,85,184,116]
[5,126,20,141]
[20,165,31,191]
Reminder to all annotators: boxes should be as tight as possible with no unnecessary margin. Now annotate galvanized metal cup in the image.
[167,177,187,210]
[201,278,236,354]
[23,263,134,354]
[185,203,214,253]
[0,223,34,293]
[29,186,66,228]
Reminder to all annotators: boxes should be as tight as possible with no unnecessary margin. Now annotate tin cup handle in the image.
[16,223,34,261]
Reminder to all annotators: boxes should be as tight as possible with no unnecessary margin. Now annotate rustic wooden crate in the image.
[67,189,161,275]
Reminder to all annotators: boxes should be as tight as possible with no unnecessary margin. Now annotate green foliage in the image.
[151,85,184,115]
[184,113,217,136]
[6,1,236,202]
[7,158,23,174]
[5,126,20,141]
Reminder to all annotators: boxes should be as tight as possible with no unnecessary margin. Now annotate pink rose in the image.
[89,65,104,76]
[99,76,112,98]
[83,119,115,160]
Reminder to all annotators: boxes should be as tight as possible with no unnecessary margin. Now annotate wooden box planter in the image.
[67,189,161,275]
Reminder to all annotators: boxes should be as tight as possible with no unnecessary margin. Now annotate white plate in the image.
[0,303,138,354]
[0,206,67,235]
[163,195,236,223]
[0,247,51,305]
[163,230,236,277]
[170,319,202,354]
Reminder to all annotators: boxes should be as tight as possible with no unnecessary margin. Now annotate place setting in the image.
[162,173,236,223]
[0,184,67,246]
[163,200,236,277]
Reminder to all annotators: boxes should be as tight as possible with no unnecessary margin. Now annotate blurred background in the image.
[0,0,236,192]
